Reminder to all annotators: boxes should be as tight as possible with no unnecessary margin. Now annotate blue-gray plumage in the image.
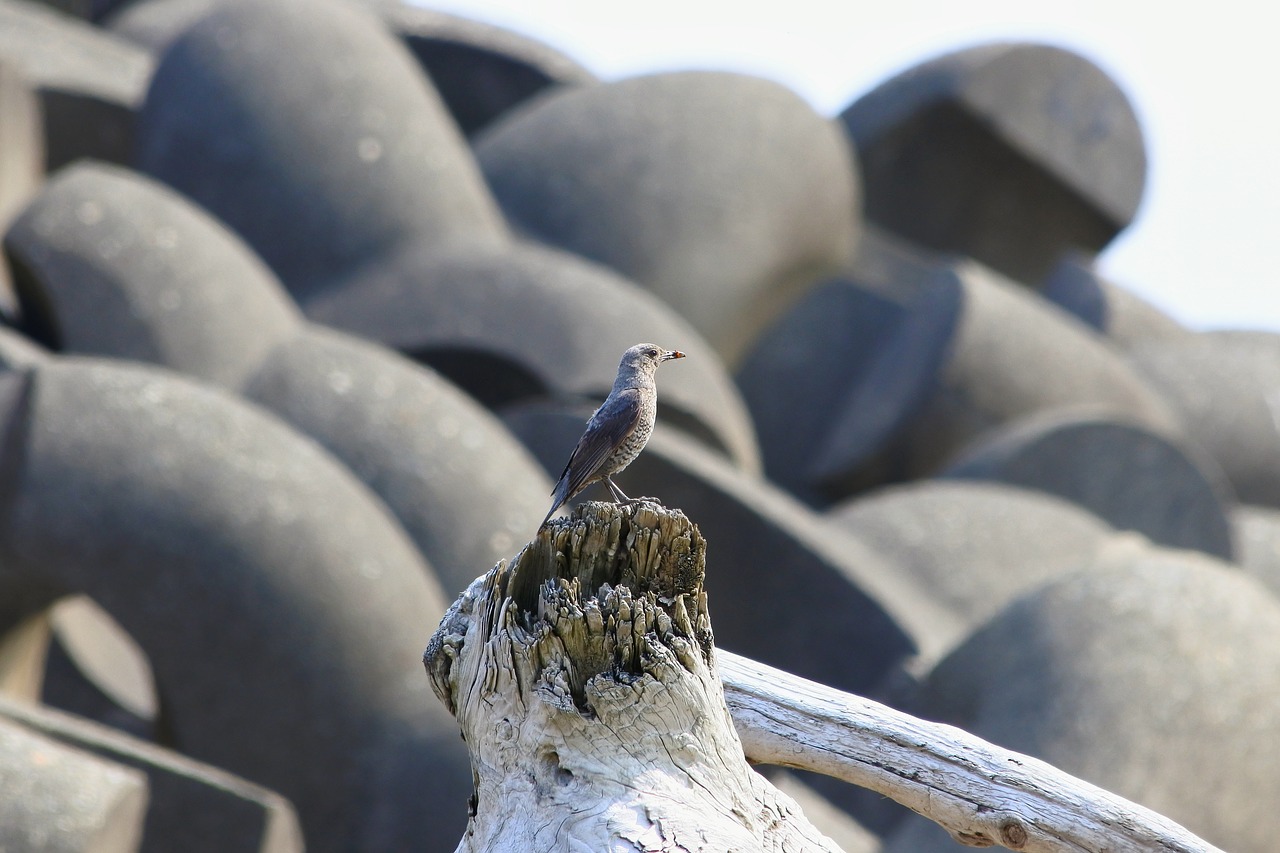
[541,344,685,527]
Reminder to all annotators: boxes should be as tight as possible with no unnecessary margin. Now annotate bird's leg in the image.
[604,476,634,503]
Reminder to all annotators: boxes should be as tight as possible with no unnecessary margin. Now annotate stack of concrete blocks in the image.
[1,1,1276,850]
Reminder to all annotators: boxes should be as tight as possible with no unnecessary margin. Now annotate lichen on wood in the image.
[424,500,839,852]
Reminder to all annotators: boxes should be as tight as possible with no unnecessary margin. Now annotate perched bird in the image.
[541,343,685,526]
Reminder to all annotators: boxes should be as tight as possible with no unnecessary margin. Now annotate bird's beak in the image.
[662,350,686,362]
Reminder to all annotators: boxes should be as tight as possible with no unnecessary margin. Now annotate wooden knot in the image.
[998,816,1029,848]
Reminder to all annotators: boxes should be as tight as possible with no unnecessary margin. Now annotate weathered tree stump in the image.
[425,500,840,851]
[426,501,1223,852]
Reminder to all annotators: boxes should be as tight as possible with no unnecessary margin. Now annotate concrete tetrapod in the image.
[1039,250,1192,349]
[827,480,1120,672]
[0,358,468,853]
[887,258,1178,480]
[310,238,761,472]
[890,547,1280,853]
[0,0,153,169]
[6,161,551,592]
[136,0,508,302]
[1128,331,1280,508]
[737,227,961,504]
[740,244,1179,500]
[1,693,304,853]
[942,409,1236,560]
[109,0,597,137]
[476,69,859,364]
[0,715,148,853]
[841,41,1146,284]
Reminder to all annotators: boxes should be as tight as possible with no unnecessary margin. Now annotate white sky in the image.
[424,0,1279,332]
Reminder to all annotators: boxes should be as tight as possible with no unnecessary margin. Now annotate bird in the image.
[541,343,685,527]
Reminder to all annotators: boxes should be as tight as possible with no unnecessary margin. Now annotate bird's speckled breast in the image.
[601,393,656,475]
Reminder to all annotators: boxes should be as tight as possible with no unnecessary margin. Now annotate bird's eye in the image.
[647,349,658,359]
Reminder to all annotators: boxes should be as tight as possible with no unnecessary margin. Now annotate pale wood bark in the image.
[425,501,839,852]
[426,502,1223,853]
[720,651,1224,853]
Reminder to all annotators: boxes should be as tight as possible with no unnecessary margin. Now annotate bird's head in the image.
[622,343,685,376]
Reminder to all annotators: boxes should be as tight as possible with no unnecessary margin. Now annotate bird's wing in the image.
[553,389,641,502]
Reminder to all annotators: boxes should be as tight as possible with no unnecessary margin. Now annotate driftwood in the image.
[720,653,1224,852]
[425,501,1222,852]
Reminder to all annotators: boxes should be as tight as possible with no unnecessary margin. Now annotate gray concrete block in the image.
[827,480,1118,669]
[889,548,1280,853]
[1231,505,1280,600]
[943,410,1235,559]
[6,161,301,385]
[842,42,1145,283]
[737,227,961,504]
[109,0,597,139]
[0,324,47,368]
[475,70,860,364]
[311,238,761,473]
[136,0,508,302]
[504,402,918,696]
[900,260,1177,477]
[102,0,215,51]
[0,58,43,230]
[1039,250,1190,348]
[368,0,597,137]
[0,0,153,169]
[0,358,467,852]
[6,161,553,592]
[244,327,551,593]
[0,714,147,853]
[750,253,1177,494]
[1128,332,1280,508]
[42,595,157,740]
[1,693,304,852]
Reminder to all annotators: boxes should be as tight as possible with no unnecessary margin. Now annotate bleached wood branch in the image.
[719,651,1223,853]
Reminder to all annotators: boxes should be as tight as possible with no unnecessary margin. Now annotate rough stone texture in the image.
[0,0,153,169]
[1,693,305,852]
[101,0,215,51]
[0,56,39,317]
[6,161,553,591]
[1232,505,1280,599]
[737,227,962,505]
[310,238,761,472]
[1040,249,1191,349]
[842,42,1145,284]
[43,595,157,740]
[0,358,467,853]
[136,0,508,304]
[503,402,919,696]
[0,714,148,852]
[0,323,47,368]
[476,70,860,364]
[827,480,1119,669]
[943,410,1236,560]
[244,328,551,593]
[109,0,597,138]
[1128,332,1280,508]
[6,160,302,382]
[889,549,1280,853]
[866,257,1178,480]
[0,58,43,229]
[366,0,598,136]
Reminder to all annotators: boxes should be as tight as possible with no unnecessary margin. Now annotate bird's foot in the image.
[617,496,665,507]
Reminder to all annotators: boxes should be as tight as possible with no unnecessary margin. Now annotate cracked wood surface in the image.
[426,500,1223,853]
[425,500,839,852]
